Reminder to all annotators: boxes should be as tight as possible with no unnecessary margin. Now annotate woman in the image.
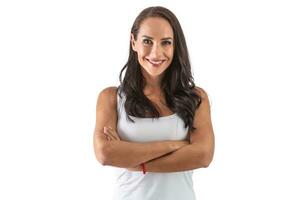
[93,6,215,200]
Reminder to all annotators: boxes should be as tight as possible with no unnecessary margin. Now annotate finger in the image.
[104,132,118,141]
[105,134,113,141]
[104,127,121,141]
[112,132,121,140]
[109,134,118,141]
[104,127,113,136]
[114,134,121,141]
[104,135,110,141]
[104,127,109,133]
[108,128,121,140]
[104,131,117,141]
[103,131,111,137]
[104,128,113,136]
[108,131,120,141]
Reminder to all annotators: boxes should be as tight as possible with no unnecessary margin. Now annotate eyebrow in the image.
[142,35,173,40]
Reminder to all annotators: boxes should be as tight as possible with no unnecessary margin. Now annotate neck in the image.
[143,77,164,97]
[141,70,163,90]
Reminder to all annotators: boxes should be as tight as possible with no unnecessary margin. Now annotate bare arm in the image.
[93,87,188,168]
[100,137,188,168]
[130,142,213,172]
[126,87,215,172]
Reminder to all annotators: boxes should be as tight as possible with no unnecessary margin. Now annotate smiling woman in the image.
[131,17,174,77]
[93,6,215,200]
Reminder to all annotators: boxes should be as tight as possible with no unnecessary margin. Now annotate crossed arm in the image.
[95,87,215,173]
[102,122,214,173]
[130,142,213,173]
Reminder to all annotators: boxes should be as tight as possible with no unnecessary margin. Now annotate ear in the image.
[131,33,137,52]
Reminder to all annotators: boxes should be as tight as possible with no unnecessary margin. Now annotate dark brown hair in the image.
[118,6,202,133]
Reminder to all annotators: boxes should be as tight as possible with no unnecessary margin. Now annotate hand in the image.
[103,126,121,141]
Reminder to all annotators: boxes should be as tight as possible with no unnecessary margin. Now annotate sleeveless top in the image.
[112,89,196,200]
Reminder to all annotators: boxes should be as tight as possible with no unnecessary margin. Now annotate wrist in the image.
[141,163,146,174]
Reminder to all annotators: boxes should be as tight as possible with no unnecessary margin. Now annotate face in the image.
[131,17,174,80]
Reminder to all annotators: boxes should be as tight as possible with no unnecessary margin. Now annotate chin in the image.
[147,68,168,77]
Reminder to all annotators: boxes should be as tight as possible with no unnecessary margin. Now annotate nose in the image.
[149,43,163,60]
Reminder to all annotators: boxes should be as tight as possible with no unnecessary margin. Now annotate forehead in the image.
[138,17,173,38]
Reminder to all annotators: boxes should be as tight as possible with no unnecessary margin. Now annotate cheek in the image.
[141,47,151,56]
[137,47,149,58]
[167,48,174,60]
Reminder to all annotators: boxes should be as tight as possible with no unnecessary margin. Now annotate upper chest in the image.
[117,110,189,142]
[145,95,174,117]
[117,93,189,142]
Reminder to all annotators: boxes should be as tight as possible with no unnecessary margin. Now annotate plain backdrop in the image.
[0,0,299,199]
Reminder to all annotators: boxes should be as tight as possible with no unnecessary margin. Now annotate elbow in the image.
[201,159,212,168]
[95,143,111,166]
[199,151,214,168]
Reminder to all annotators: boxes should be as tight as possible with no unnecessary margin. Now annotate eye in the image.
[162,40,172,46]
[143,39,152,45]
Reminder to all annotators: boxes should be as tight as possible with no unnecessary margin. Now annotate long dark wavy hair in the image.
[117,6,202,133]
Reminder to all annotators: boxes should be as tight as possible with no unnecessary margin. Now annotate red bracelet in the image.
[141,163,146,174]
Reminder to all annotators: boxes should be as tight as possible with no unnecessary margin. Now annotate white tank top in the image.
[112,89,196,200]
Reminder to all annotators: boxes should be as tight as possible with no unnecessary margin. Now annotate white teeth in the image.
[148,60,164,65]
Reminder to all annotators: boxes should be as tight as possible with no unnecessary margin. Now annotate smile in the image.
[146,59,165,66]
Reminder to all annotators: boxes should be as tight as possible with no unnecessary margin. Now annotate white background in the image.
[0,0,299,199]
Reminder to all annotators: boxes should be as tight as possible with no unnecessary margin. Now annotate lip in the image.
[146,59,166,67]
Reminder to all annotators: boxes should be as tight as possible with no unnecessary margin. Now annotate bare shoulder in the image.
[193,86,212,117]
[194,86,209,101]
[97,86,118,106]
